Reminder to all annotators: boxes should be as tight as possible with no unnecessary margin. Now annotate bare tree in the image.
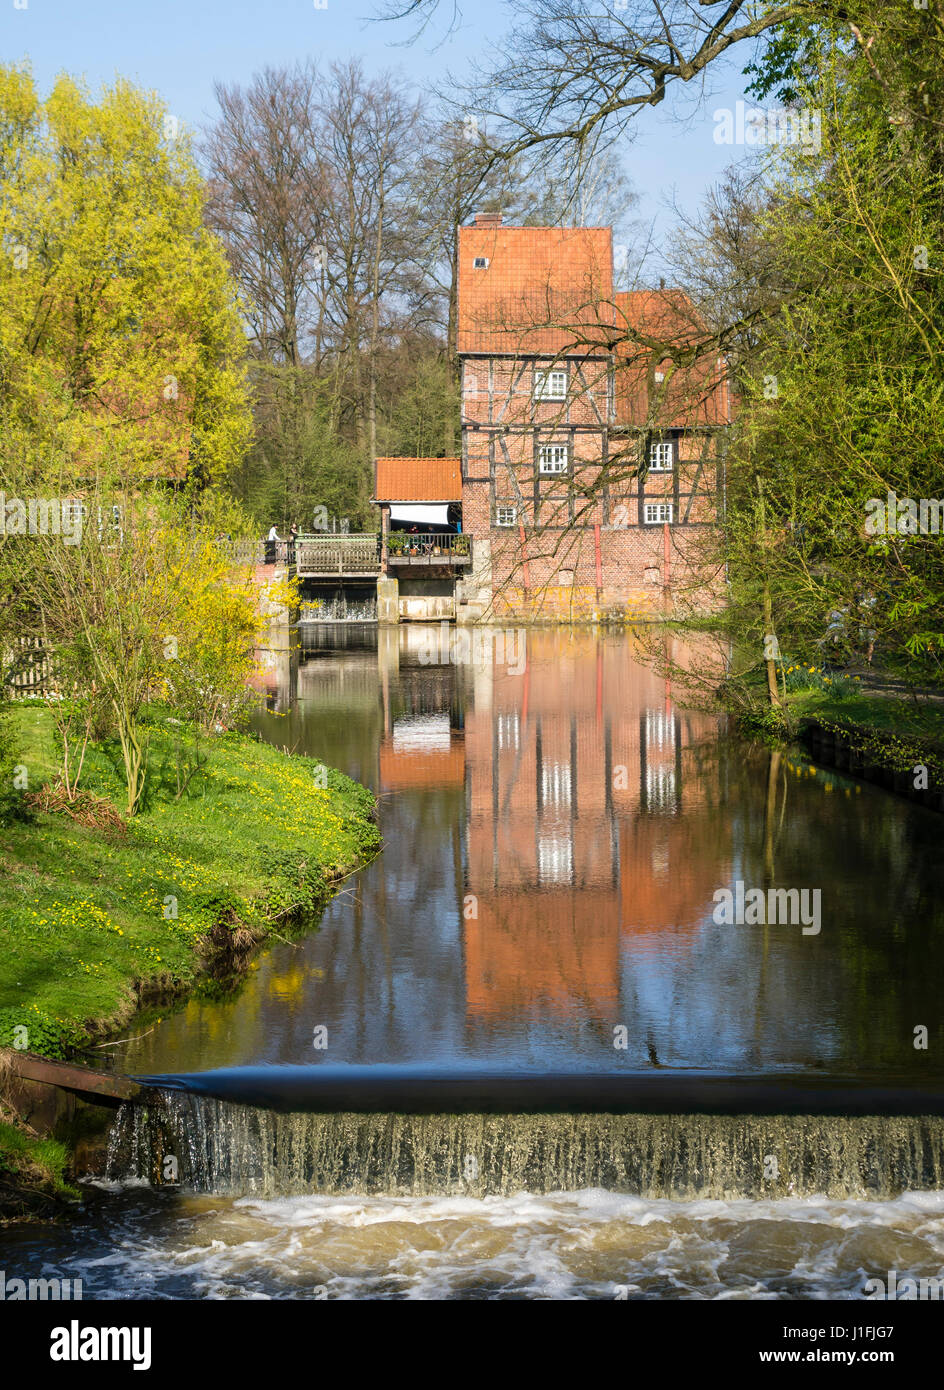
[204,63,329,367]
[314,61,424,465]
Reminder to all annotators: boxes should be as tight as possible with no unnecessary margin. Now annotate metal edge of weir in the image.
[127,1068,944,1116]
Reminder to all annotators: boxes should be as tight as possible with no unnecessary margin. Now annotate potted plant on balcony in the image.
[387,532,405,556]
[453,534,470,556]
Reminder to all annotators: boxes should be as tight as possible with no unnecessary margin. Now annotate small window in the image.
[534,368,567,401]
[644,502,673,524]
[650,441,673,471]
[539,444,568,474]
[473,256,489,269]
[495,506,517,527]
[645,709,676,748]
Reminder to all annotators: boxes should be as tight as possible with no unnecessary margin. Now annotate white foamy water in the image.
[28,1185,944,1300]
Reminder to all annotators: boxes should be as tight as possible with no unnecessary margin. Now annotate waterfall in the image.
[106,1095,944,1200]
[300,595,376,623]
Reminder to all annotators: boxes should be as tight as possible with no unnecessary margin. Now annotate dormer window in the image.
[473,256,489,269]
[534,368,567,401]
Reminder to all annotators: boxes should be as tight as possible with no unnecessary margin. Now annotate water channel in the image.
[6,627,943,1299]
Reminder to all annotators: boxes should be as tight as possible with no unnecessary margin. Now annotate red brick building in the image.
[375,213,731,622]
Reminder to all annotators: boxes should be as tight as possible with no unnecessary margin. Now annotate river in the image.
[4,626,943,1299]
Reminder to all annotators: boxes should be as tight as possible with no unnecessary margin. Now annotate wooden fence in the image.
[3,635,53,700]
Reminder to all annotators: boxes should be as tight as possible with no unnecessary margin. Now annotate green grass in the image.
[0,706,380,1057]
[781,677,944,785]
[0,1117,78,1205]
[786,687,944,743]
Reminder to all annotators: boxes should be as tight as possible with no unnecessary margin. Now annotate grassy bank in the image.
[784,679,944,788]
[0,1109,78,1221]
[0,705,380,1058]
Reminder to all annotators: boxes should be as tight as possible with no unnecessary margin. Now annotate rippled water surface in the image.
[5,1186,944,1300]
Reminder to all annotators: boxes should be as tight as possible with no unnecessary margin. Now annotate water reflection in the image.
[118,626,943,1081]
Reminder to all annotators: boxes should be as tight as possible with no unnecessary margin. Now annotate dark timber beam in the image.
[1,1048,153,1108]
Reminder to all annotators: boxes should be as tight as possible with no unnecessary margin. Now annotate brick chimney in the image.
[473,212,503,228]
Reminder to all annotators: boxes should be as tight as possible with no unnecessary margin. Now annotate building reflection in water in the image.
[117,623,940,1078]
[374,626,728,1038]
[462,631,727,1034]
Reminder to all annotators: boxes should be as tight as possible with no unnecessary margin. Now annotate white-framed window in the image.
[644,502,673,525]
[650,440,673,471]
[534,368,568,401]
[473,256,489,269]
[645,765,676,811]
[539,444,568,474]
[495,505,517,527]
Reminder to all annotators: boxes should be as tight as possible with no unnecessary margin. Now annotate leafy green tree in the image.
[0,64,250,485]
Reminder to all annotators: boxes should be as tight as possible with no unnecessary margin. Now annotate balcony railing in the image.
[386,532,471,564]
[295,533,381,576]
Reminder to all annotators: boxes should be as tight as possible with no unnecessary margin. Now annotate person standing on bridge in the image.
[265,523,281,564]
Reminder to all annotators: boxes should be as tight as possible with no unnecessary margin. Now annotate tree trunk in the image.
[755,472,782,709]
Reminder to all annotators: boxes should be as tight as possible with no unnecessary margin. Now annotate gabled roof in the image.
[614,290,730,429]
[458,225,615,356]
[374,457,462,503]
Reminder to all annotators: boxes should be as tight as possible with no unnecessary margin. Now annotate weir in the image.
[108,1096,944,1200]
[98,1066,944,1201]
[10,1051,944,1200]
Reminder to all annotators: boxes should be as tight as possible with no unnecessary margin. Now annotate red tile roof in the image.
[614,290,730,428]
[458,225,615,355]
[374,457,462,502]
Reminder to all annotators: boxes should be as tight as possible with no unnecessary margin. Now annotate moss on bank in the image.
[0,705,380,1058]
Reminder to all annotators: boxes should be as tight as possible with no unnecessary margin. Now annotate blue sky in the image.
[4,0,763,272]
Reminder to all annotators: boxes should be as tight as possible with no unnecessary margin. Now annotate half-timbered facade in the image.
[454,213,730,620]
[372,212,730,622]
